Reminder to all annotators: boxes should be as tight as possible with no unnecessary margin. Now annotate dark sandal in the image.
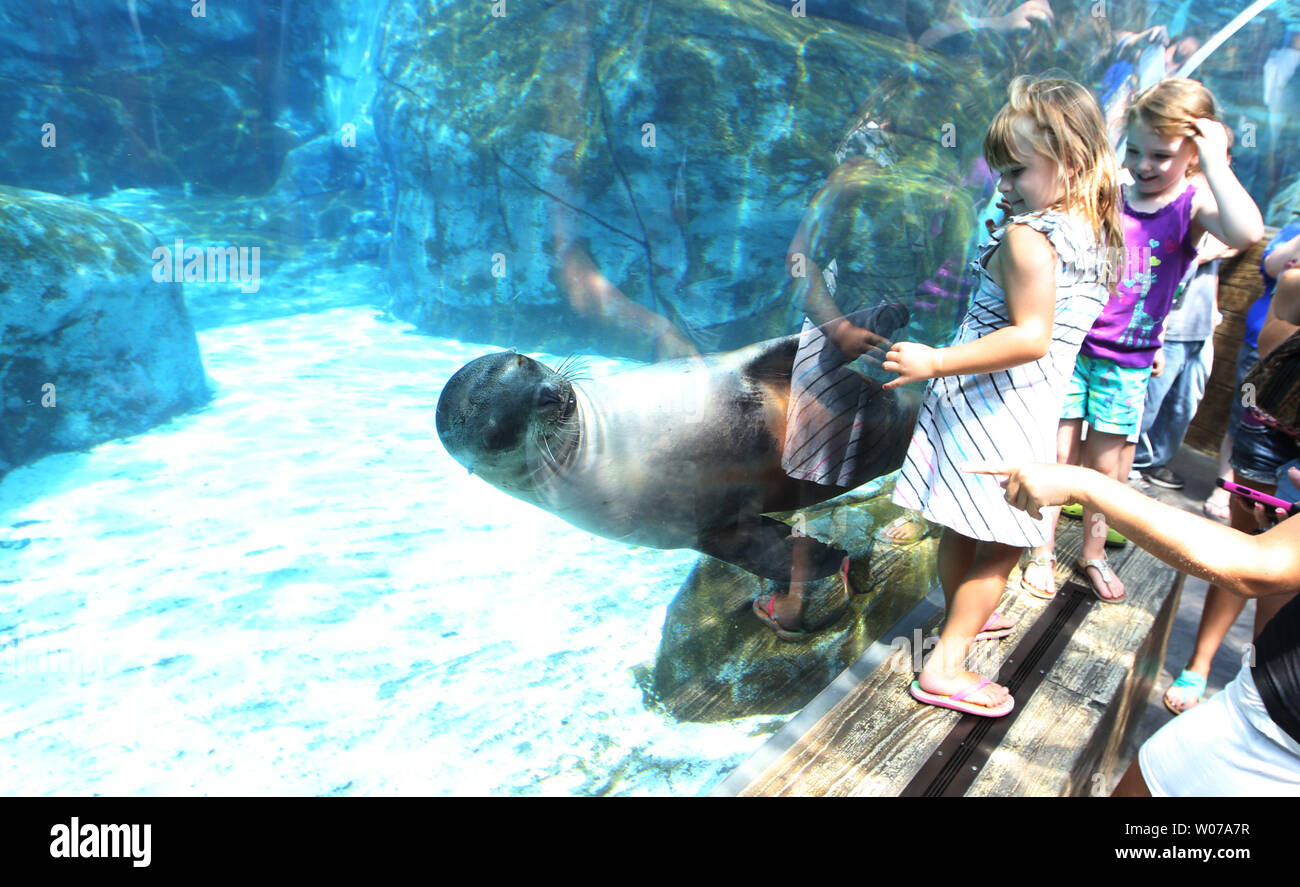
[753,557,854,641]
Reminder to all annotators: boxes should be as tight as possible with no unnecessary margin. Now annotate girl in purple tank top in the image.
[1023,78,1263,604]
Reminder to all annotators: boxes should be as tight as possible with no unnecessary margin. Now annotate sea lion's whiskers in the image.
[554,354,591,383]
[538,429,557,468]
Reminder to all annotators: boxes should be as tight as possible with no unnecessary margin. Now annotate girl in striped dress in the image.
[882,77,1123,717]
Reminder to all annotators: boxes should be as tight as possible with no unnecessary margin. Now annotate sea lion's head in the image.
[436,351,579,491]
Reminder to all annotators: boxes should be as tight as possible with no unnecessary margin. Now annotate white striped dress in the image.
[891,210,1110,547]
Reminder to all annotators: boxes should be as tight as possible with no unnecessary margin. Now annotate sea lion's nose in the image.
[536,382,564,408]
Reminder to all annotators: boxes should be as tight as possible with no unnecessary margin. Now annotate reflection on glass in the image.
[2,0,1297,796]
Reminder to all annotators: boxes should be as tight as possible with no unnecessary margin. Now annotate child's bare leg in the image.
[937,525,976,611]
[1080,429,1128,600]
[766,533,815,628]
[1185,586,1248,677]
[1119,439,1136,484]
[1203,429,1233,518]
[1025,419,1083,591]
[920,534,1021,705]
[1181,486,1272,678]
[935,525,1014,634]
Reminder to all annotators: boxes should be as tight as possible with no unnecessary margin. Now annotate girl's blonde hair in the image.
[1126,77,1227,176]
[984,75,1124,288]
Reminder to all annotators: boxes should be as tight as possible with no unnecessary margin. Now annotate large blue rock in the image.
[372,0,974,357]
[0,188,210,476]
[0,1,323,196]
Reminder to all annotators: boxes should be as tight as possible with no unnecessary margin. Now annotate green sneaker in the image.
[1061,503,1125,545]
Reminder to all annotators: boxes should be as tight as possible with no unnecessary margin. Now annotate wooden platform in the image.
[719,518,1183,797]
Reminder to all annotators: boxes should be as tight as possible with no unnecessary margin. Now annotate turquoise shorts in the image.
[1062,353,1152,436]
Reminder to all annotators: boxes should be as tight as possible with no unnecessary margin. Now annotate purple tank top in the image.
[1080,184,1198,368]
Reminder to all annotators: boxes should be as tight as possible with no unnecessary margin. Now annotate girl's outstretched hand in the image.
[1189,118,1231,166]
[882,342,941,389]
[963,462,1089,520]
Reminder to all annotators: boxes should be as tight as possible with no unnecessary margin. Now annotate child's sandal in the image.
[1020,552,1057,600]
[1075,556,1125,603]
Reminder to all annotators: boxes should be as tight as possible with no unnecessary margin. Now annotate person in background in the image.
[1202,222,1300,518]
[1164,257,1300,713]
[973,459,1300,797]
[1098,24,1203,146]
[1022,78,1263,605]
[916,0,1055,49]
[1264,28,1300,199]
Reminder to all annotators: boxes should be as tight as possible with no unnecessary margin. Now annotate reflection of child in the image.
[1026,78,1264,605]
[883,76,1121,717]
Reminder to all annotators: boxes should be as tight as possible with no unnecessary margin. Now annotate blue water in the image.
[6,0,1300,798]
[0,293,785,796]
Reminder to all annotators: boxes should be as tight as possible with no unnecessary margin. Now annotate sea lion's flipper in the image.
[739,335,800,384]
[697,516,845,581]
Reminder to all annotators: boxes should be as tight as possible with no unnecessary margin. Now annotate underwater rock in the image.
[648,486,938,723]
[262,125,393,262]
[0,2,320,195]
[0,187,209,476]
[373,0,972,357]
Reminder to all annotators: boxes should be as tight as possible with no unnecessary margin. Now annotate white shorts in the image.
[1139,662,1300,796]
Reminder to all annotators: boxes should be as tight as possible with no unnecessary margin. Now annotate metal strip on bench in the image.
[899,581,1096,797]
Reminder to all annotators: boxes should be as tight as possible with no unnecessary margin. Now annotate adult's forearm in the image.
[917,17,997,48]
[1074,472,1296,598]
[1263,235,1300,278]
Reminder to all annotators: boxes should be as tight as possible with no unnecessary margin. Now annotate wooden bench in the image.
[715,518,1183,797]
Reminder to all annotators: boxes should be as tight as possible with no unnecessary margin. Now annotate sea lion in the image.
[435,304,919,580]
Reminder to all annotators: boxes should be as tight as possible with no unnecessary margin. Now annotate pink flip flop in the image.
[928,611,1017,642]
[910,678,1015,717]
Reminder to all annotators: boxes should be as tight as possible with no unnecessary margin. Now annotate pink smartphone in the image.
[1216,478,1300,516]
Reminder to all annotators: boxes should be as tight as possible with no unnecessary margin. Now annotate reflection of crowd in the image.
[536,0,1300,797]
[757,3,1300,797]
